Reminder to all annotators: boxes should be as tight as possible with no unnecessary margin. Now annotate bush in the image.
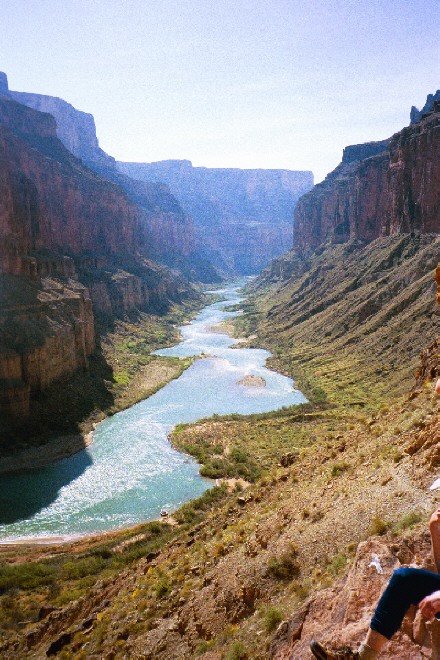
[227,641,247,660]
[195,640,213,655]
[330,462,348,477]
[263,606,283,633]
[393,510,423,533]
[155,576,171,599]
[267,549,300,580]
[369,515,389,536]
[327,553,347,575]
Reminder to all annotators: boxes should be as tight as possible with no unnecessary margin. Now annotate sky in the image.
[1,0,439,182]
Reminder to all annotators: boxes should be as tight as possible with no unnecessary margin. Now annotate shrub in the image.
[263,606,283,633]
[227,641,247,660]
[267,549,300,580]
[155,576,171,599]
[393,510,424,533]
[196,640,213,655]
[369,515,389,536]
[327,553,347,575]
[330,462,348,477]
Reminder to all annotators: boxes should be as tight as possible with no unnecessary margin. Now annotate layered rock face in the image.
[0,85,192,424]
[0,94,138,271]
[9,80,218,282]
[11,90,115,171]
[118,159,314,274]
[387,101,440,235]
[293,102,440,253]
[0,276,95,419]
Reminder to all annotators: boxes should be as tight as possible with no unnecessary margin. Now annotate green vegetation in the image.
[171,404,344,482]
[0,482,236,639]
[326,552,348,576]
[262,606,284,633]
[392,510,424,534]
[2,237,439,657]
[0,296,204,453]
[173,483,229,525]
[226,641,248,660]
[369,515,389,536]
[267,546,300,580]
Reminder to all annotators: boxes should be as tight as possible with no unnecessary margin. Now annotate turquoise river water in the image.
[0,281,306,541]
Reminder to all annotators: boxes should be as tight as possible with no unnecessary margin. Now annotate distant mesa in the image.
[117,159,314,275]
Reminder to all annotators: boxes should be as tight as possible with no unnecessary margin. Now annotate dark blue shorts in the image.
[371,567,440,639]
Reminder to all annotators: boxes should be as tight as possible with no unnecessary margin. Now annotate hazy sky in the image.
[2,0,439,181]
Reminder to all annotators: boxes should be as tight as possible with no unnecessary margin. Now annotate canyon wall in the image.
[0,81,193,426]
[293,100,440,254]
[10,76,313,277]
[9,85,219,282]
[0,96,138,269]
[118,159,314,274]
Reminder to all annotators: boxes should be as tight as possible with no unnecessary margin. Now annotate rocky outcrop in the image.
[11,90,116,172]
[293,149,390,252]
[0,94,138,271]
[387,101,440,235]
[0,276,95,420]
[410,89,440,124]
[342,139,389,164]
[0,72,10,97]
[118,159,314,274]
[293,101,440,254]
[270,536,436,659]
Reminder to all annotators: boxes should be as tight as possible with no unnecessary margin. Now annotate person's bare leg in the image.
[357,628,388,658]
[310,628,388,659]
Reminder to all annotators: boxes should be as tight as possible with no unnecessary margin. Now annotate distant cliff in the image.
[293,100,440,254]
[118,160,314,274]
[9,85,219,283]
[0,84,194,428]
[410,89,440,124]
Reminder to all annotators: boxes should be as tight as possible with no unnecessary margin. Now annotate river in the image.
[0,281,306,541]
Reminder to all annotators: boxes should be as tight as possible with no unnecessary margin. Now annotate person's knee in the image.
[391,567,418,583]
[390,568,420,590]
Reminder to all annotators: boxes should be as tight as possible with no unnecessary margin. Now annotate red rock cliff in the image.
[9,84,218,282]
[0,95,138,274]
[294,102,440,253]
[0,92,193,424]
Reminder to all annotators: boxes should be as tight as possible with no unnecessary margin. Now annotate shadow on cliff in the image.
[0,344,116,456]
[0,448,93,525]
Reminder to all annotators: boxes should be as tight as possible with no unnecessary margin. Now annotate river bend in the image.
[0,281,306,540]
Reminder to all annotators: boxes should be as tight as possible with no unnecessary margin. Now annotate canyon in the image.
[0,70,314,447]
[9,83,313,280]
[0,75,195,438]
[118,159,313,274]
[8,84,218,283]
[0,75,439,660]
